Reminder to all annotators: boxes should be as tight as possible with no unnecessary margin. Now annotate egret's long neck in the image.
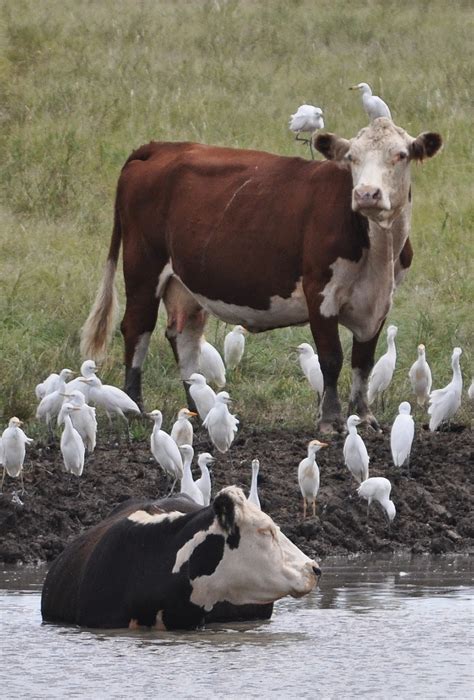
[183,454,193,476]
[154,416,163,431]
[64,414,73,433]
[348,425,357,436]
[452,357,462,384]
[387,335,397,359]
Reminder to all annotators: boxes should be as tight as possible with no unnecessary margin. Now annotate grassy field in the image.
[1,0,473,433]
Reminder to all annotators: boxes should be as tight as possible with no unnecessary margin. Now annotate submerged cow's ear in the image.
[213,491,236,534]
[314,133,351,162]
[409,132,443,161]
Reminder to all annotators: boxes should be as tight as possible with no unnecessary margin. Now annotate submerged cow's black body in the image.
[41,492,273,629]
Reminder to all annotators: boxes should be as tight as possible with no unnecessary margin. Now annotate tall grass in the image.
[1,0,473,430]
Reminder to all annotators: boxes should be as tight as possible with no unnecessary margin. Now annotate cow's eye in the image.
[346,153,353,162]
[398,151,408,161]
[258,527,276,540]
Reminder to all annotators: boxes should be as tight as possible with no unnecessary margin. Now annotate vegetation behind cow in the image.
[0,0,472,431]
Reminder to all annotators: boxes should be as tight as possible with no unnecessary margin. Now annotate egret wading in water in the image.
[357,477,396,525]
[349,82,392,121]
[198,338,226,389]
[171,408,197,447]
[296,343,324,400]
[57,390,97,453]
[148,410,183,494]
[248,458,261,510]
[179,444,204,505]
[203,391,239,454]
[195,452,215,506]
[428,347,463,431]
[186,373,216,422]
[343,415,369,484]
[288,105,325,159]
[390,402,415,471]
[368,325,398,410]
[298,440,327,519]
[408,344,432,407]
[60,403,85,489]
[224,325,247,371]
[1,417,33,494]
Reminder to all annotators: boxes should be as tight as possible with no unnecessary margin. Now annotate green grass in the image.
[1,0,473,432]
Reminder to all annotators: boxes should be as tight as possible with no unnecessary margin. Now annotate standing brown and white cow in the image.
[81,118,441,431]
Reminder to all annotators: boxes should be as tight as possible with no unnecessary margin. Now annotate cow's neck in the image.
[366,203,411,270]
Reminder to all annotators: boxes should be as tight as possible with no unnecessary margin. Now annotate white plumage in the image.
[296,343,324,398]
[368,325,398,406]
[408,344,432,407]
[35,371,60,401]
[224,325,247,370]
[428,347,463,431]
[57,390,97,453]
[65,359,99,402]
[179,444,204,505]
[357,477,396,522]
[199,339,226,388]
[298,439,327,518]
[343,415,369,484]
[80,374,140,423]
[148,410,183,493]
[248,458,261,510]
[349,82,392,121]
[36,368,75,427]
[289,105,325,159]
[203,391,239,454]
[171,408,197,447]
[1,417,33,493]
[390,402,415,468]
[195,452,214,506]
[60,404,85,479]
[186,373,216,422]
[468,380,474,400]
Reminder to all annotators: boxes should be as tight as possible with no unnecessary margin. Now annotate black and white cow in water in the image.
[41,487,321,629]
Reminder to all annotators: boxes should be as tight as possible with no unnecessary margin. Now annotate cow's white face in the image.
[173,486,320,611]
[315,118,442,229]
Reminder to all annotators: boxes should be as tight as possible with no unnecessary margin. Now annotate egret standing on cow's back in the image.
[288,105,324,159]
[390,402,415,470]
[428,347,463,431]
[349,83,392,121]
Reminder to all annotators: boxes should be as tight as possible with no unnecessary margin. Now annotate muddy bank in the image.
[0,423,472,564]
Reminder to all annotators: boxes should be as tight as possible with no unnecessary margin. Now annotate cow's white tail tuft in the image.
[80,259,119,361]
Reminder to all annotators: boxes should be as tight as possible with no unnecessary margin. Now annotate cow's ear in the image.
[314,133,351,162]
[213,491,236,534]
[409,132,442,161]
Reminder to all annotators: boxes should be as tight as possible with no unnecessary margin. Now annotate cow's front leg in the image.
[308,311,344,433]
[348,330,384,430]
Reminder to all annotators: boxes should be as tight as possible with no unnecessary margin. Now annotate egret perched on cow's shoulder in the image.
[428,347,463,431]
[1,417,33,494]
[368,325,398,409]
[171,408,197,447]
[298,439,327,519]
[343,415,369,484]
[224,325,247,371]
[408,344,432,407]
[203,391,239,454]
[296,343,324,400]
[390,402,415,470]
[186,373,216,422]
[357,477,396,523]
[248,458,261,510]
[349,82,392,121]
[199,338,226,389]
[179,444,204,506]
[195,452,215,506]
[148,410,183,494]
[289,105,325,159]
[60,403,85,485]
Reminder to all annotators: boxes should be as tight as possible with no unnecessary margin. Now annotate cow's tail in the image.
[80,200,121,361]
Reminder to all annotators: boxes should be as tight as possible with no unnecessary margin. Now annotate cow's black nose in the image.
[313,565,322,578]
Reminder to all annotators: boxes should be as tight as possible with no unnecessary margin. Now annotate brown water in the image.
[1,554,472,699]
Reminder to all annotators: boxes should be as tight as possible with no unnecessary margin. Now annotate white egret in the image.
[171,408,197,447]
[57,390,97,453]
[248,458,261,510]
[428,347,463,431]
[148,410,183,493]
[224,325,247,370]
[289,105,325,159]
[357,477,396,523]
[298,439,327,519]
[203,391,239,454]
[468,380,474,400]
[408,344,432,407]
[179,444,205,505]
[199,338,226,388]
[296,343,324,399]
[195,452,215,506]
[186,373,216,422]
[35,372,60,400]
[80,374,140,429]
[390,402,415,469]
[1,417,33,494]
[368,325,398,408]
[60,404,85,482]
[343,415,369,484]
[66,360,98,402]
[36,368,75,428]
[349,82,392,121]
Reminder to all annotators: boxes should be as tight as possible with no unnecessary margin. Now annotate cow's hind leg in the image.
[348,330,383,431]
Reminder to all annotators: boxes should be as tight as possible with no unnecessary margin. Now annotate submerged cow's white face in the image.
[172,486,320,611]
[315,118,442,229]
